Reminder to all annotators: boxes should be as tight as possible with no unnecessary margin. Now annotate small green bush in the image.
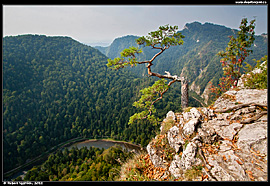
[244,55,267,89]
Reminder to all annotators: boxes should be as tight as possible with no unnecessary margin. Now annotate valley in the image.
[3,34,202,179]
[3,21,267,181]
[2,35,155,174]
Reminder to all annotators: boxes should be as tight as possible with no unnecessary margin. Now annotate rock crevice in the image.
[146,88,267,181]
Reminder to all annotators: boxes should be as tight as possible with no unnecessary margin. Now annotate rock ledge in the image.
[146,89,267,181]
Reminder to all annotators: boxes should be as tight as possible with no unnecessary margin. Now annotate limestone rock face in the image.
[182,118,199,136]
[197,123,218,144]
[183,108,202,121]
[146,88,267,181]
[146,142,168,169]
[237,61,267,88]
[213,89,267,110]
[180,142,197,170]
[168,155,182,178]
[167,126,184,153]
[166,111,176,121]
[237,122,267,151]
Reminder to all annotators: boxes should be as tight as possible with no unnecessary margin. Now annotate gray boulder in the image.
[146,142,168,169]
[180,142,197,170]
[145,88,267,181]
[167,126,184,153]
[182,118,199,136]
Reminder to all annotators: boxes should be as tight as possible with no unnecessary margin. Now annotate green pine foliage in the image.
[107,25,185,125]
[2,35,152,173]
[129,79,169,125]
[107,46,142,69]
[97,22,267,96]
[20,146,133,181]
[3,34,202,175]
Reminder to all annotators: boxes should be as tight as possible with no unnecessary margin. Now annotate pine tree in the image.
[107,25,188,125]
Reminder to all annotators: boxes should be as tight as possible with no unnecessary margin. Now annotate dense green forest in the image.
[96,22,267,98]
[15,146,132,181]
[3,35,200,173]
[3,22,267,180]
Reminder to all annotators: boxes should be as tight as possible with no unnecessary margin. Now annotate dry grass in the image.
[117,152,173,181]
[184,165,203,181]
[160,118,175,135]
[117,152,149,181]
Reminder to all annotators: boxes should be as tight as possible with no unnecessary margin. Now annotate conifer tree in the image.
[107,25,187,125]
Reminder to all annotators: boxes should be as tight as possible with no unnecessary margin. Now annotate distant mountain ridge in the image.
[3,21,267,175]
[95,21,267,103]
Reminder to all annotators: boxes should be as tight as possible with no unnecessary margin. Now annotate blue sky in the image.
[3,5,268,46]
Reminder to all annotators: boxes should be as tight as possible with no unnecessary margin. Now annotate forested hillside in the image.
[3,35,151,173]
[3,35,201,173]
[16,146,132,181]
[95,22,267,102]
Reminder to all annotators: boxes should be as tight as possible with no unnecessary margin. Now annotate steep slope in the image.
[119,90,267,181]
[95,22,268,101]
[119,66,267,181]
[3,35,157,173]
[146,89,267,181]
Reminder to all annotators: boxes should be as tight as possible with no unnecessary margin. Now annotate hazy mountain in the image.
[84,42,111,47]
[3,21,267,174]
[95,22,268,102]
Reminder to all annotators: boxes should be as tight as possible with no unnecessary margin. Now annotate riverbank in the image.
[4,137,144,180]
[4,137,87,180]
[87,138,144,149]
[67,139,146,153]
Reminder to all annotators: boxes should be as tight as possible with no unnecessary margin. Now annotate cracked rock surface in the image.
[146,88,267,181]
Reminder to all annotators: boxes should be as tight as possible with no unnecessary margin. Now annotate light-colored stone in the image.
[207,158,236,181]
[169,155,182,178]
[167,126,184,153]
[183,108,202,121]
[218,122,243,140]
[190,108,202,119]
[183,118,199,136]
[180,142,197,170]
[146,142,167,169]
[213,89,267,110]
[237,122,267,154]
[166,111,176,121]
[145,88,267,181]
[207,150,250,181]
[237,61,267,88]
[219,140,232,152]
[197,123,217,144]
[202,107,215,119]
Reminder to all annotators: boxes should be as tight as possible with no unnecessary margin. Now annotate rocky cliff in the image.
[145,87,267,181]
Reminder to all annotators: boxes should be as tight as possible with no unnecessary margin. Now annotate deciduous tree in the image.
[209,18,256,100]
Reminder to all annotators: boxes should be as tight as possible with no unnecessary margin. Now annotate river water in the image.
[66,139,145,153]
[9,139,145,180]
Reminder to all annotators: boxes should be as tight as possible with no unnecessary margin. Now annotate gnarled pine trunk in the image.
[181,78,189,109]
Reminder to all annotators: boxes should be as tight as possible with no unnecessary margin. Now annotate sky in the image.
[3,5,268,46]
